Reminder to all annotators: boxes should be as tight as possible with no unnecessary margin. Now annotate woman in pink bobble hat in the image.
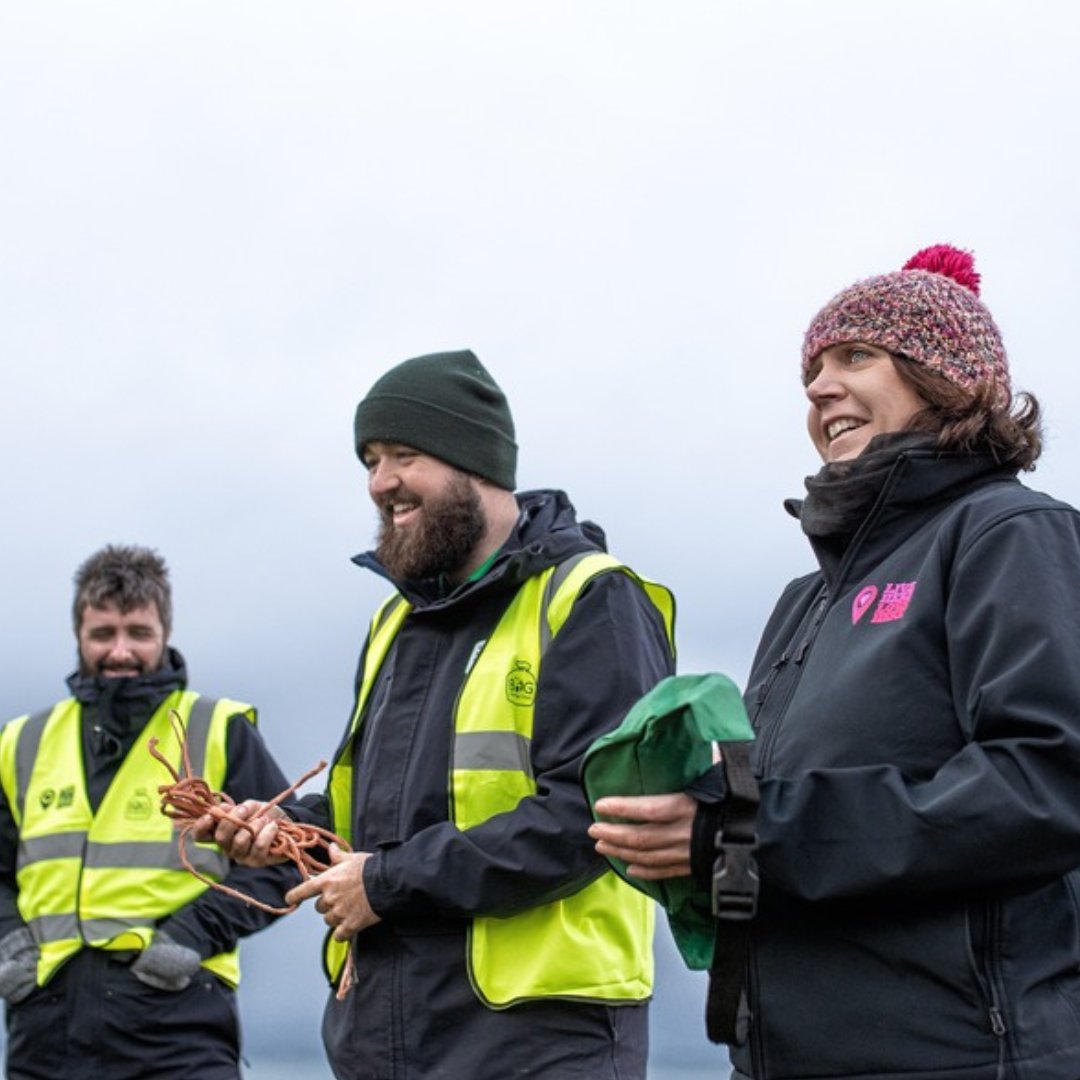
[591,246,1080,1079]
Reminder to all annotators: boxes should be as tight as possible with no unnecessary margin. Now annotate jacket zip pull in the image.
[755,655,788,706]
[989,1006,1006,1037]
[794,622,819,665]
[794,594,829,666]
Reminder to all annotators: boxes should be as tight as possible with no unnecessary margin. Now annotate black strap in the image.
[705,740,759,1045]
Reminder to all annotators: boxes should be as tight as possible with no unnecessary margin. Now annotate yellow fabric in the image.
[0,691,252,987]
[326,553,676,1006]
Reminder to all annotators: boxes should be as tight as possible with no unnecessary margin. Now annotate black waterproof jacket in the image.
[0,650,297,1080]
[731,451,1080,1080]
[297,490,675,1080]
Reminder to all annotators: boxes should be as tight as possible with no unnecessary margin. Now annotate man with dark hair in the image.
[203,349,677,1079]
[73,544,174,639]
[0,544,295,1080]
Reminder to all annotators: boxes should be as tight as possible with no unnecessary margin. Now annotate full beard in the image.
[376,473,487,583]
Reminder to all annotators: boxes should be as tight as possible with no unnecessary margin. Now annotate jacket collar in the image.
[66,647,188,737]
[793,450,1019,589]
[352,488,606,611]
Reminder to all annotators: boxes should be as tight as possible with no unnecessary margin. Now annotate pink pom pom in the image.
[902,244,981,295]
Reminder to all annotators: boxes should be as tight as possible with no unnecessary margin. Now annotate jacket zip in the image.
[793,595,827,663]
[753,588,829,774]
[973,899,1009,1073]
[751,653,789,718]
[745,587,828,1079]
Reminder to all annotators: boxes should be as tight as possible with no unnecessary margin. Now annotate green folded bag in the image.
[582,672,754,970]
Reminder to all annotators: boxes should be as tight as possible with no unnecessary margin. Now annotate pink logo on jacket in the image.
[852,586,878,624]
[852,581,918,625]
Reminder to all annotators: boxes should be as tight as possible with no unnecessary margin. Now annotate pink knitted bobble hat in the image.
[801,244,1009,396]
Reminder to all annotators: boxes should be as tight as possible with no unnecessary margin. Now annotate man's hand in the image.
[588,792,697,880]
[286,845,381,940]
[191,800,288,867]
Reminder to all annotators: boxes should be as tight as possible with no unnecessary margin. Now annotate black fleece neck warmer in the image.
[798,432,940,543]
[67,646,187,746]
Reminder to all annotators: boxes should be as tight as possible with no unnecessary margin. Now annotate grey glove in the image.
[0,927,39,1004]
[130,931,202,992]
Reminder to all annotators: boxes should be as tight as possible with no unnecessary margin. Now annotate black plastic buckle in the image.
[711,832,759,921]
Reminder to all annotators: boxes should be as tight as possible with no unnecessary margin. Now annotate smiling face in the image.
[805,343,926,463]
[78,601,167,678]
[363,441,488,583]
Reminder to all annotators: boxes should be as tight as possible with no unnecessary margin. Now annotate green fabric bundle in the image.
[582,673,754,970]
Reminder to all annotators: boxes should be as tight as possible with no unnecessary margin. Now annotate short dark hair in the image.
[894,355,1043,471]
[72,545,173,636]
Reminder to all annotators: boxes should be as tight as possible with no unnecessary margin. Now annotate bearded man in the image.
[0,544,294,1080]
[203,349,676,1079]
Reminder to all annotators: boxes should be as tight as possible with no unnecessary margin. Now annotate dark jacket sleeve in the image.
[288,791,331,828]
[0,773,25,940]
[159,714,302,956]
[364,571,675,919]
[755,506,1080,899]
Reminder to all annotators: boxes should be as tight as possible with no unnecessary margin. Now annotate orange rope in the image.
[148,709,356,998]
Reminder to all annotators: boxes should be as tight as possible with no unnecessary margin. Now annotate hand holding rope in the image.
[148,710,357,997]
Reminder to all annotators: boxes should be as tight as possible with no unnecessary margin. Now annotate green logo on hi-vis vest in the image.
[37,786,76,810]
[505,660,537,706]
[125,787,154,820]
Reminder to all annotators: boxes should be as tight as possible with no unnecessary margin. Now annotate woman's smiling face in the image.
[805,343,925,463]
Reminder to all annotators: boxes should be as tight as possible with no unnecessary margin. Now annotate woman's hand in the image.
[588,792,697,879]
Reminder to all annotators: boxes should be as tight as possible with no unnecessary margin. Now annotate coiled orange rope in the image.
[148,709,356,997]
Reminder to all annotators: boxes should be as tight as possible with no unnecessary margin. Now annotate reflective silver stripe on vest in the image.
[13,708,54,823]
[183,696,215,780]
[28,911,163,946]
[453,731,533,775]
[182,842,229,878]
[15,695,227,879]
[82,838,229,878]
[80,917,147,940]
[452,554,602,777]
[21,833,227,878]
[18,832,87,867]
[26,911,79,944]
[175,696,229,876]
[537,551,594,656]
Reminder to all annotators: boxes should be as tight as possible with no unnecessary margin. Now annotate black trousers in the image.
[4,949,241,1080]
[321,923,649,1079]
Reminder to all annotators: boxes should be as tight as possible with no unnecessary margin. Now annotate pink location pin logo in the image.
[852,586,878,625]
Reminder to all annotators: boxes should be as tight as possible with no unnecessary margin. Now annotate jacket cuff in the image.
[690,800,727,892]
[155,917,209,959]
[361,852,391,918]
[686,761,728,804]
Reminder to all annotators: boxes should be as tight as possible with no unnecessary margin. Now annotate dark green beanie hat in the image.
[354,349,518,490]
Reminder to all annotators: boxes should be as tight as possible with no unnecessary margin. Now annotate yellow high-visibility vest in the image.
[0,690,253,987]
[326,552,676,1006]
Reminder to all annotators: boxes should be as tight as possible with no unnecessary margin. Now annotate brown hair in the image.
[72,545,173,635]
[894,356,1042,471]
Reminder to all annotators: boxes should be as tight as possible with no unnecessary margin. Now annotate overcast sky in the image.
[2,2,1078,1073]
